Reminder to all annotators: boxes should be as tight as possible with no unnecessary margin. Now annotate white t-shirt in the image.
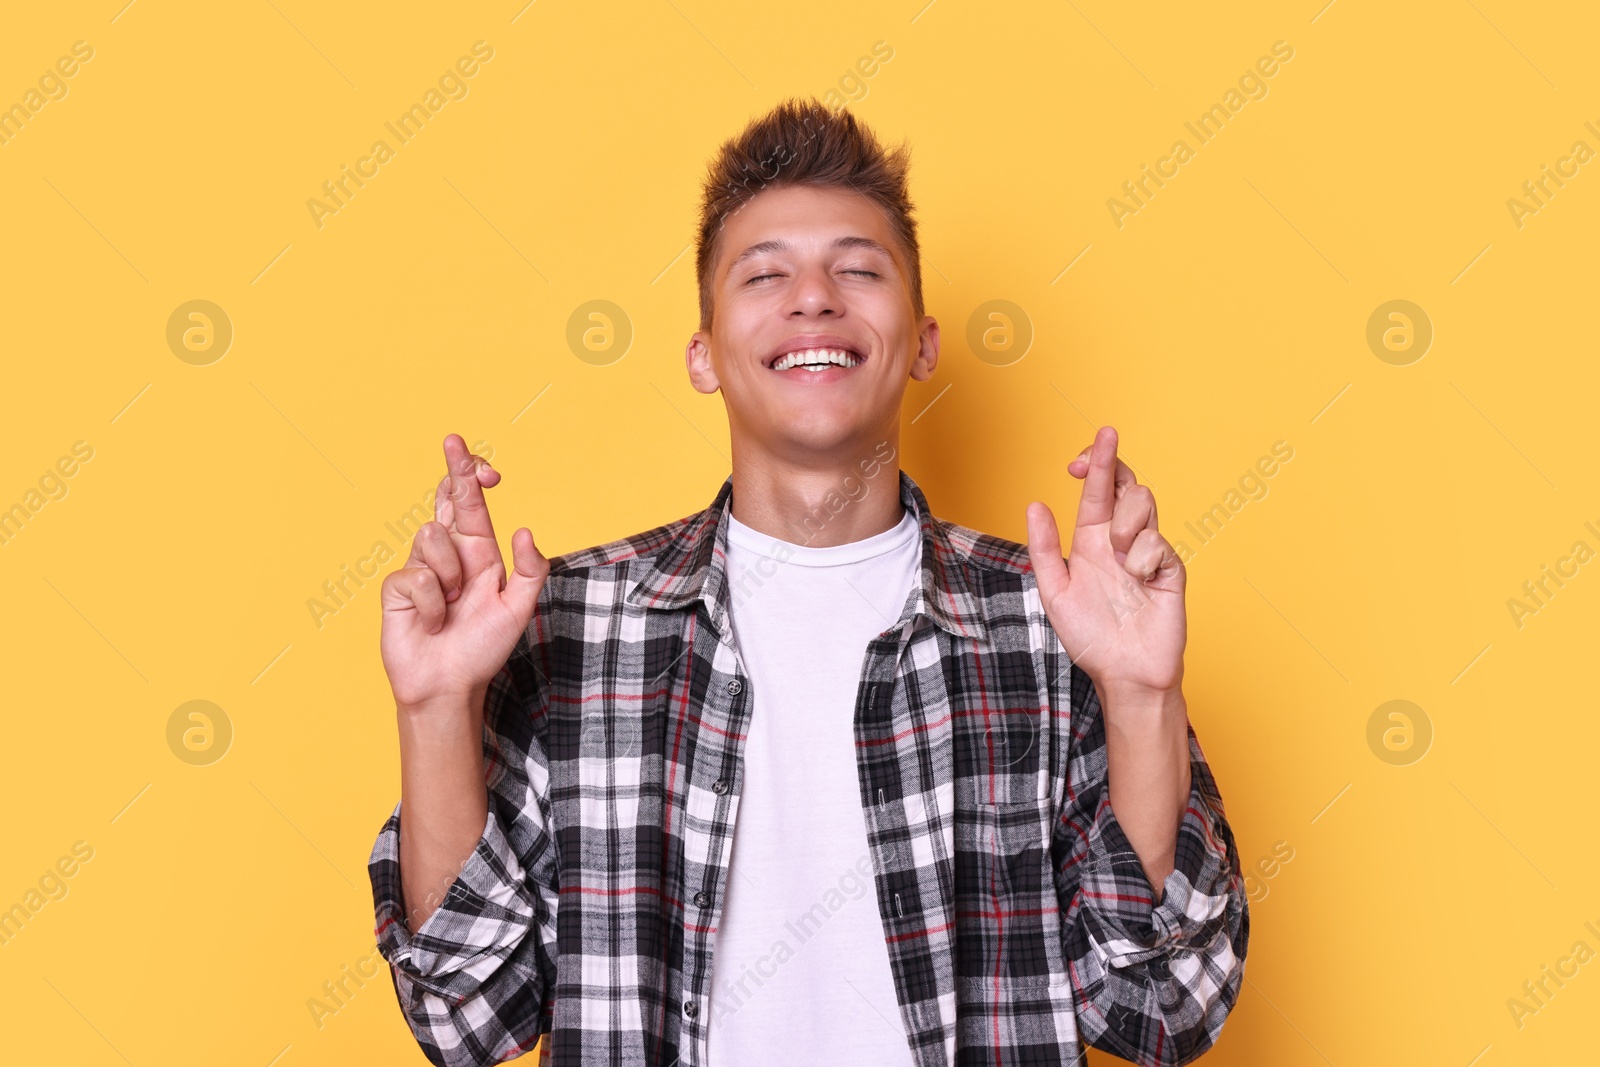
[706,504,922,1067]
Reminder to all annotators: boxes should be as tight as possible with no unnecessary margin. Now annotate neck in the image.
[727,437,904,549]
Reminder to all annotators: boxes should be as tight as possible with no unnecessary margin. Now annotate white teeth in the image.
[770,348,862,371]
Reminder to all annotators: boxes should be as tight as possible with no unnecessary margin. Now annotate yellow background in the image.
[3,0,1597,1063]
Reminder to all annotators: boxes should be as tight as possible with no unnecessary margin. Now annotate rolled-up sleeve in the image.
[367,630,559,1067]
[1054,661,1250,1067]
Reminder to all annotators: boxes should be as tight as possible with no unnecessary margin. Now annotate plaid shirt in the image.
[368,468,1250,1067]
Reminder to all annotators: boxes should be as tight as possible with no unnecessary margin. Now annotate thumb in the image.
[504,527,550,627]
[1025,502,1070,600]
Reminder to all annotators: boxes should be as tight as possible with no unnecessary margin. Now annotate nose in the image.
[787,261,842,318]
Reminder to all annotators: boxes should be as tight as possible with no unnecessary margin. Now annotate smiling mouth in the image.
[766,347,865,373]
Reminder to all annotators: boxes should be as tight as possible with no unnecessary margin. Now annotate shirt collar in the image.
[624,468,989,645]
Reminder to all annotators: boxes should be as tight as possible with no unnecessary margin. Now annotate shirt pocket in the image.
[954,796,1057,989]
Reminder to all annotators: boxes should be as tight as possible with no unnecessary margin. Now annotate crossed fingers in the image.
[1069,426,1158,568]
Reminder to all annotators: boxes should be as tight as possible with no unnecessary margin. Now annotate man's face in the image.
[686,184,939,464]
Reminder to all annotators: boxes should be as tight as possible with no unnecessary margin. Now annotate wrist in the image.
[1094,679,1186,719]
[396,686,488,724]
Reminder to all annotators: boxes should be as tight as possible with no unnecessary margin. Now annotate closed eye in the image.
[746,269,880,285]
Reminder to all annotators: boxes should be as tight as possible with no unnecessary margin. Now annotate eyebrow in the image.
[727,235,895,272]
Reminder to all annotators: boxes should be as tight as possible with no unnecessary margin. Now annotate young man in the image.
[369,98,1249,1067]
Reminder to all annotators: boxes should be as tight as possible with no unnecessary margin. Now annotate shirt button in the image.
[712,778,730,795]
[725,678,742,696]
[694,890,711,908]
[683,1000,699,1018]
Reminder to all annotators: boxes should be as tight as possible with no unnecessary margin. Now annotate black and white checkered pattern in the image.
[368,469,1250,1066]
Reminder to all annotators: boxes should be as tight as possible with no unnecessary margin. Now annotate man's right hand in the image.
[380,433,550,715]
[381,434,550,933]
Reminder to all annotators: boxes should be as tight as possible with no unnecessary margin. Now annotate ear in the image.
[685,331,720,394]
[909,314,940,382]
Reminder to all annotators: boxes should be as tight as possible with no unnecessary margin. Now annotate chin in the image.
[729,394,887,459]
[775,418,879,459]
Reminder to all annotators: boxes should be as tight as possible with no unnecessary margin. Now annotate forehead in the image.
[716,185,899,274]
